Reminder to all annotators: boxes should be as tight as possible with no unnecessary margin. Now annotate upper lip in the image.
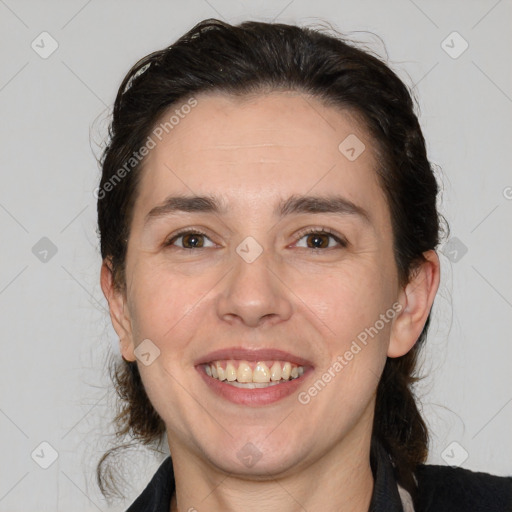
[195,347,313,367]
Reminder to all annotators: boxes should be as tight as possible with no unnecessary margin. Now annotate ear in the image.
[100,259,136,362]
[388,250,440,358]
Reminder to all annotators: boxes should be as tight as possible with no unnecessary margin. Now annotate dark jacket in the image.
[126,442,512,511]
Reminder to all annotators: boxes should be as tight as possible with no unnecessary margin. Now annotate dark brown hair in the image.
[97,18,444,504]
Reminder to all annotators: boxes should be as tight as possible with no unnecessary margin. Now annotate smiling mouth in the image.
[203,360,305,388]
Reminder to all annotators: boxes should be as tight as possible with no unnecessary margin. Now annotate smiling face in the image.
[102,90,434,479]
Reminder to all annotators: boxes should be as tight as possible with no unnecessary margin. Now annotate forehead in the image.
[136,91,386,220]
[151,90,370,160]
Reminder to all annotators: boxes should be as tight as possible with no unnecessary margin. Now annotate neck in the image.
[168,423,374,512]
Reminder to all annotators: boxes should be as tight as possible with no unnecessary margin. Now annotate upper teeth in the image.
[205,360,304,383]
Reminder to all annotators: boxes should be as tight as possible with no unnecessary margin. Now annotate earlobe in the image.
[388,250,440,358]
[100,259,136,362]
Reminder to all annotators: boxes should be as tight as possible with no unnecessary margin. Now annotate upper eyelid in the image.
[295,226,344,239]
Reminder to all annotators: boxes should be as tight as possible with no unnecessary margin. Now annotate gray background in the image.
[0,0,511,510]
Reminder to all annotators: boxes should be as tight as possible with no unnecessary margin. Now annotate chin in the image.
[199,431,308,478]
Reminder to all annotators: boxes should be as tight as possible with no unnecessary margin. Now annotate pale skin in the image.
[101,91,440,512]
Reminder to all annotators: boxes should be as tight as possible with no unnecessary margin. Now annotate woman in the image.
[96,18,511,512]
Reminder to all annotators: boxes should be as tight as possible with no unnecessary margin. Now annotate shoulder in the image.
[125,456,174,512]
[414,464,512,512]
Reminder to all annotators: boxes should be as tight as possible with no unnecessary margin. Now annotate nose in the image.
[216,246,293,328]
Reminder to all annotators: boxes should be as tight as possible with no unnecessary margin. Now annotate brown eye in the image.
[165,230,214,249]
[295,228,347,250]
[181,233,204,248]
[305,233,330,249]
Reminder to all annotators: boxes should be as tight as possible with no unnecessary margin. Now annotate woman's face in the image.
[110,91,413,476]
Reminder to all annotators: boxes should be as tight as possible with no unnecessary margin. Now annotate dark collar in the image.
[127,441,404,512]
[369,440,405,512]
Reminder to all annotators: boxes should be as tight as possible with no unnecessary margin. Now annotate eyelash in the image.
[164,227,348,251]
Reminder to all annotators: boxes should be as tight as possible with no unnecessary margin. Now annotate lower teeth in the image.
[225,381,286,388]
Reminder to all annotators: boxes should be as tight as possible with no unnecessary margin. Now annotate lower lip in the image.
[197,366,309,406]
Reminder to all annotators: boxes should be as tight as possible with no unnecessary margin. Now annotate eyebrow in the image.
[144,194,371,225]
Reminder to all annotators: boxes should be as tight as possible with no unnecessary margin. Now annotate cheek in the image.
[286,259,396,407]
[289,259,396,340]
[126,259,208,345]
[294,267,393,423]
